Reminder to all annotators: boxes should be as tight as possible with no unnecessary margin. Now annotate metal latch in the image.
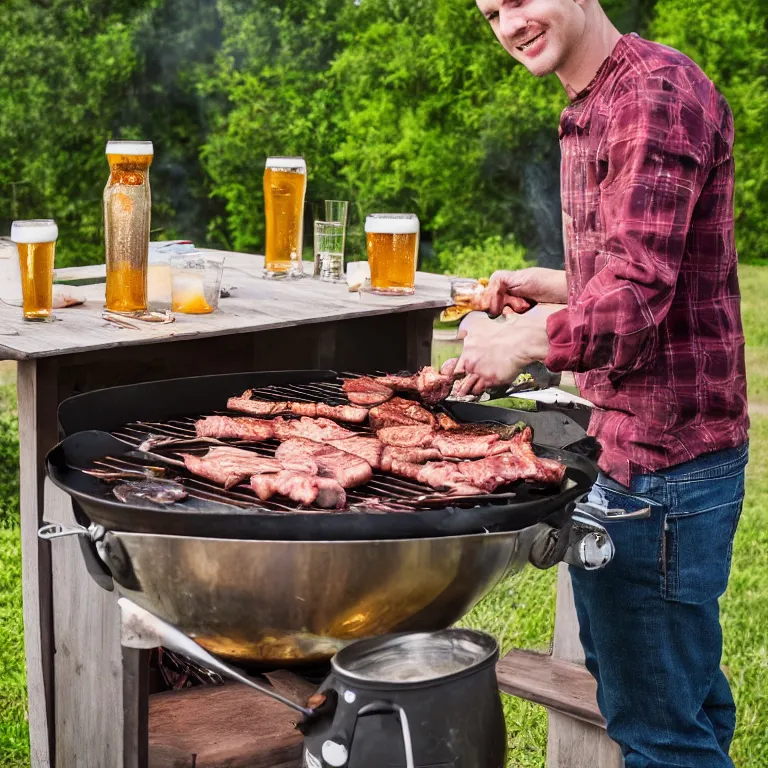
[38,522,105,542]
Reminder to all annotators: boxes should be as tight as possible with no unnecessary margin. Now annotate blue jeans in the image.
[571,444,748,768]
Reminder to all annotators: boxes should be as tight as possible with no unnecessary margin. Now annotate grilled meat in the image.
[275,439,372,488]
[431,432,501,459]
[387,459,481,496]
[342,377,394,406]
[377,425,436,448]
[368,397,437,430]
[181,447,316,489]
[227,390,368,423]
[328,436,385,471]
[374,366,454,406]
[250,472,346,509]
[381,446,442,471]
[195,415,275,442]
[415,366,454,405]
[273,417,356,442]
[437,412,461,430]
[458,430,565,491]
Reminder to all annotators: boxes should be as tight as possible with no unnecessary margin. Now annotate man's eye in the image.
[486,11,500,21]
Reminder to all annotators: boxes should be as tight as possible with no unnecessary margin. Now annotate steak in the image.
[342,377,394,406]
[328,436,385,471]
[195,415,275,442]
[273,417,356,442]
[368,397,437,430]
[381,446,441,471]
[375,366,453,406]
[181,447,316,489]
[387,459,481,496]
[432,432,501,459]
[250,472,346,509]
[275,439,372,488]
[376,425,436,448]
[227,390,368,423]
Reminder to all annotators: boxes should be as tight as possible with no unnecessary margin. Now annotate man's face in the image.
[476,0,587,78]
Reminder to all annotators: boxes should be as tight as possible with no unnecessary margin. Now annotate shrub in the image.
[0,384,20,529]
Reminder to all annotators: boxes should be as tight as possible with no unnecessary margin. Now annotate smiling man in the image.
[460,2,750,767]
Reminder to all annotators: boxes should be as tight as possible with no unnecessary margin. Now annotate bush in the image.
[0,384,20,529]
[426,236,530,279]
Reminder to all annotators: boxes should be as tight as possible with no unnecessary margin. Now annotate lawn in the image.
[1,266,767,767]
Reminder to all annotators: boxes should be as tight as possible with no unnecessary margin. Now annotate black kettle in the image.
[300,629,507,768]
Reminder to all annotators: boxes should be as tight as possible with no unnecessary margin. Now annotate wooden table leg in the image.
[17,359,57,768]
[546,565,622,768]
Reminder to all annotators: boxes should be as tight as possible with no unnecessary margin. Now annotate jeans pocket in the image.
[661,500,743,604]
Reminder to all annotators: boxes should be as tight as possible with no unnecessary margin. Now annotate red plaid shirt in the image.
[544,34,749,485]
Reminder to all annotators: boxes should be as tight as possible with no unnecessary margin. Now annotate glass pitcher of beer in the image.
[10,219,58,321]
[263,156,307,279]
[103,141,153,313]
[365,213,420,295]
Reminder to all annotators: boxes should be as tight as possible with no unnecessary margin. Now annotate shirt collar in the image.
[569,32,637,105]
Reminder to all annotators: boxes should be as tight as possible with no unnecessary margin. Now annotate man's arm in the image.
[545,83,713,380]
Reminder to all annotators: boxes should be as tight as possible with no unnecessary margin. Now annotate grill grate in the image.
[96,374,556,514]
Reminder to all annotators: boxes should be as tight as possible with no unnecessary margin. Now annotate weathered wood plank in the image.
[496,650,604,728]
[148,684,303,768]
[547,564,623,768]
[17,359,57,768]
[0,251,452,361]
[45,478,140,768]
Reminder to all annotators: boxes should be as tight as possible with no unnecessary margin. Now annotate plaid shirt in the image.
[544,34,749,486]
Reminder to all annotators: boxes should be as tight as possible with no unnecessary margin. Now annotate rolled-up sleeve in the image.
[545,85,710,379]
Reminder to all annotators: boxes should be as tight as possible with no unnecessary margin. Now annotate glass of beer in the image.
[104,141,153,313]
[365,213,419,295]
[263,156,307,279]
[11,219,58,322]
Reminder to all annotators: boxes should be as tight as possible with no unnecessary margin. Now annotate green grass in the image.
[1,266,767,767]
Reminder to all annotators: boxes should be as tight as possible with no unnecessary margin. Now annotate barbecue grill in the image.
[41,369,615,664]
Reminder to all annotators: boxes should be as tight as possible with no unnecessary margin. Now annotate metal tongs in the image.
[102,310,175,330]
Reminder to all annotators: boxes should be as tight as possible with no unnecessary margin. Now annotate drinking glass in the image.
[365,213,419,296]
[263,156,307,279]
[314,221,346,282]
[11,219,59,321]
[171,254,225,314]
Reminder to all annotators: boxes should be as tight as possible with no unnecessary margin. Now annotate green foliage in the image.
[650,0,768,262]
[427,235,530,278]
[0,0,766,269]
[0,385,19,530]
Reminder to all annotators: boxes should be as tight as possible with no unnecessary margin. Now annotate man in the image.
[458,2,749,766]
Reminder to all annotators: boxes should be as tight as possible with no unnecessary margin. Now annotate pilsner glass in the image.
[365,213,420,296]
[11,220,58,322]
[104,141,153,313]
[263,156,307,278]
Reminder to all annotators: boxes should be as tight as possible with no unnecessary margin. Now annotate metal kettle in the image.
[301,630,507,768]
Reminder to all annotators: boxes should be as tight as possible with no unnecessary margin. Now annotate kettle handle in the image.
[320,700,414,768]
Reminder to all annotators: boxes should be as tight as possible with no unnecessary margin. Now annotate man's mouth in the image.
[517,31,545,52]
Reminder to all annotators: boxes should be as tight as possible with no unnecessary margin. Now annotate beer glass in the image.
[11,220,58,321]
[263,156,307,279]
[365,213,419,295]
[104,141,153,313]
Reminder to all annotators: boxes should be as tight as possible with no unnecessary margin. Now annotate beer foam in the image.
[106,141,154,156]
[11,220,59,244]
[265,156,306,171]
[365,214,420,235]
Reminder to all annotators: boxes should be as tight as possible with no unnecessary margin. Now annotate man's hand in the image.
[478,268,568,318]
[453,305,563,397]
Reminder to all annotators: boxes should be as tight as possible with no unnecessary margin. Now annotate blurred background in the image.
[1,0,765,275]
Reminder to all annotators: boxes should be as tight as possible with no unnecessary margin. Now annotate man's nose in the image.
[499,10,528,41]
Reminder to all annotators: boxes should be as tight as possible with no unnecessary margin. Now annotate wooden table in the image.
[0,250,452,768]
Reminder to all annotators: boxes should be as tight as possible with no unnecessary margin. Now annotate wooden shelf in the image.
[148,683,303,768]
[497,649,605,729]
